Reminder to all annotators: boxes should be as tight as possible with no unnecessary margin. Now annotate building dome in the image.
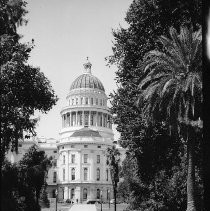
[70,74,105,91]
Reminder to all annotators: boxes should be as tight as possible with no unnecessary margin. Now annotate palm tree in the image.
[138,27,202,211]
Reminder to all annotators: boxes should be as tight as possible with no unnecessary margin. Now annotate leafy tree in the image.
[106,145,121,211]
[19,145,52,206]
[0,0,58,162]
[1,145,52,211]
[107,0,202,210]
[107,0,201,153]
[40,182,50,208]
[1,160,26,211]
[138,27,202,211]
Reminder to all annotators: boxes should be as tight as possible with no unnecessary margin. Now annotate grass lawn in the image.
[95,203,128,211]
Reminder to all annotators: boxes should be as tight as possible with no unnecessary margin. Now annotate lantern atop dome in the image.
[83,57,92,74]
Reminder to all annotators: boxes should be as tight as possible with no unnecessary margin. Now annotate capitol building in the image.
[7,59,124,203]
[56,60,114,202]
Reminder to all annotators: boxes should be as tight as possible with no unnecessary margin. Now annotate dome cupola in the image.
[70,58,105,92]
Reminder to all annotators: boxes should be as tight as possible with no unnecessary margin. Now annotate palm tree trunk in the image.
[114,187,117,211]
[186,135,196,211]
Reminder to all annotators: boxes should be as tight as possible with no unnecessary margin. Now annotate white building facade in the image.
[57,60,114,203]
[6,60,123,203]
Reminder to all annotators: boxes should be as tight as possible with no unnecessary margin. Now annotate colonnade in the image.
[62,111,112,129]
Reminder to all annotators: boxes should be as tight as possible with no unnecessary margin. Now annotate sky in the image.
[18,0,133,140]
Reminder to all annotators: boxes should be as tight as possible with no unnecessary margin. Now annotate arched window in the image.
[83,188,87,200]
[71,188,75,199]
[97,168,100,181]
[97,189,100,199]
[71,168,75,180]
[84,168,88,181]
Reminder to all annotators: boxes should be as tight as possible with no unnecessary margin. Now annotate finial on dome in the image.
[83,57,92,74]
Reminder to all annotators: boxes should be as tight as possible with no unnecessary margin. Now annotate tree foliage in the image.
[106,145,121,211]
[138,27,202,211]
[1,145,52,211]
[0,0,58,160]
[107,0,202,210]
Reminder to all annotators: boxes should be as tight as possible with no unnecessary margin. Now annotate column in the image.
[102,113,104,127]
[70,112,72,127]
[96,112,98,127]
[75,186,81,203]
[64,186,68,200]
[76,111,78,126]
[67,112,70,127]
[104,114,107,127]
[68,150,69,182]
[64,114,66,127]
[88,111,91,126]
[62,115,64,128]
[83,111,85,126]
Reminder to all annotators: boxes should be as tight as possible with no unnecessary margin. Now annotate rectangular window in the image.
[63,169,65,181]
[96,98,98,105]
[84,154,88,163]
[84,168,88,181]
[71,145,75,148]
[53,150,57,153]
[63,155,65,164]
[97,168,100,181]
[76,98,78,105]
[91,98,93,105]
[84,145,88,148]
[85,97,88,105]
[72,99,74,105]
[100,99,102,106]
[53,172,56,183]
[97,145,101,148]
[71,168,75,180]
[53,159,57,167]
[71,154,75,163]
[90,113,94,126]
[97,155,100,164]
[81,97,83,104]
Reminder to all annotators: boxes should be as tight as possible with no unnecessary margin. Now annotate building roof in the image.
[70,74,105,92]
[71,127,102,138]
